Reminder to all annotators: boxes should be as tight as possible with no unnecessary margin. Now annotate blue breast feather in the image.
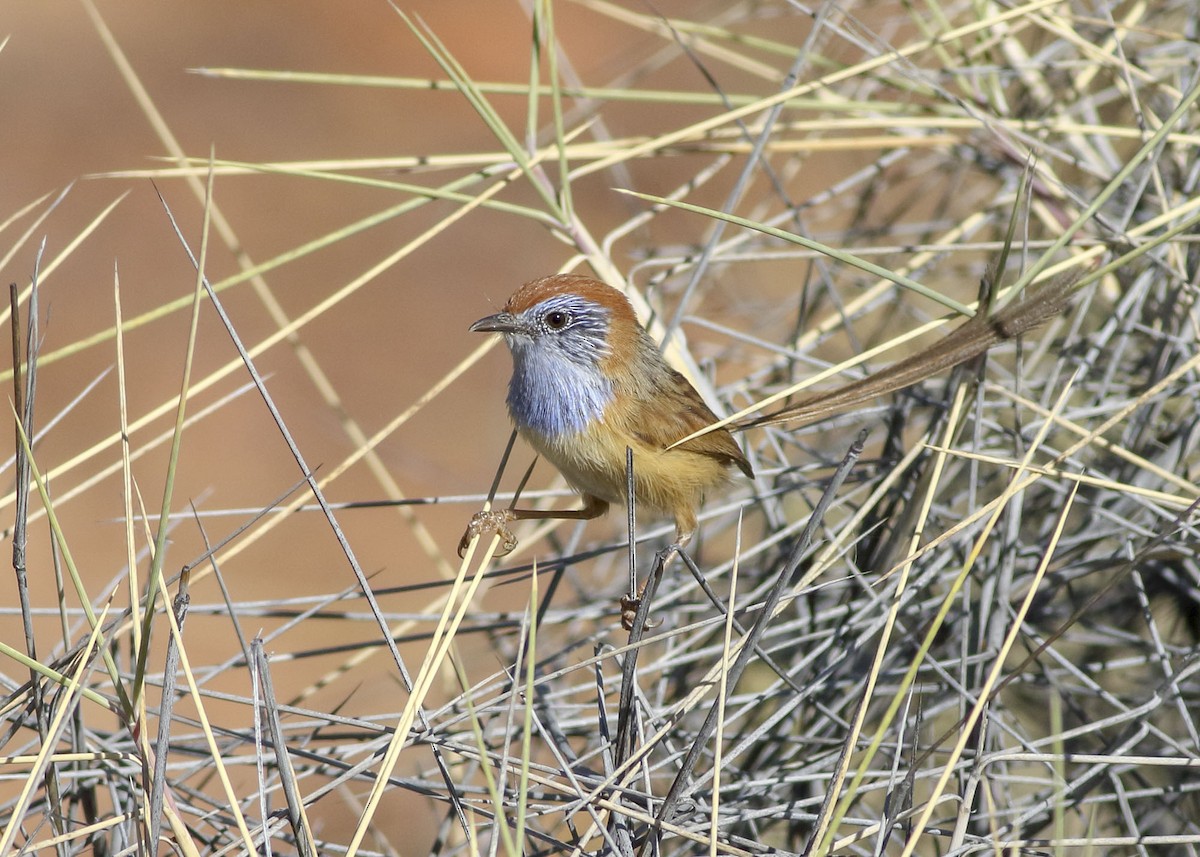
[505,338,613,437]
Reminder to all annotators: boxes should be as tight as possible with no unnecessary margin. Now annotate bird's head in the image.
[469,274,648,436]
[469,274,640,367]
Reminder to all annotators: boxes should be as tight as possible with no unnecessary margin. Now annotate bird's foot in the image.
[619,541,687,630]
[619,592,662,632]
[619,596,640,631]
[458,509,518,558]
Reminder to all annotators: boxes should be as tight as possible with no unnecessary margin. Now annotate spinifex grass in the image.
[3,1,1200,855]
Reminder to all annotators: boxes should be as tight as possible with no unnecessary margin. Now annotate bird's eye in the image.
[544,310,570,330]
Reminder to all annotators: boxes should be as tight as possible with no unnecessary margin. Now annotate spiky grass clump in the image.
[3,2,1200,855]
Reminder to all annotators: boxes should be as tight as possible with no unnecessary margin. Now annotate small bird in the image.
[460,273,754,566]
[462,270,1078,624]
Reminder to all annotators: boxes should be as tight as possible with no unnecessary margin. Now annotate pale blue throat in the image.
[505,338,613,437]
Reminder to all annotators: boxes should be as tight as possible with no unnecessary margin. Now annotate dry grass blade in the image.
[5,1,1200,854]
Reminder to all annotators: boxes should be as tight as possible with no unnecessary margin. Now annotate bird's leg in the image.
[620,525,694,630]
[458,494,609,558]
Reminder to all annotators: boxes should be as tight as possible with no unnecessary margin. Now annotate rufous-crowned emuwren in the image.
[461,270,1079,622]
[459,273,754,565]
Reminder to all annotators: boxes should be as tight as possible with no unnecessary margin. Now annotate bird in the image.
[459,273,754,570]
[461,270,1079,625]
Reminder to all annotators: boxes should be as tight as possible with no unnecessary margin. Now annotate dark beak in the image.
[469,311,523,334]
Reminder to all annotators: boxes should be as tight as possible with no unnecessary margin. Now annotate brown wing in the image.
[625,368,754,479]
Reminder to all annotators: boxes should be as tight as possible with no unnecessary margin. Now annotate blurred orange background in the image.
[2,1,813,847]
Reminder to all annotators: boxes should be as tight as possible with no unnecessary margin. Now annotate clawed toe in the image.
[619,596,639,631]
[621,542,686,630]
[619,595,662,631]
[458,509,518,558]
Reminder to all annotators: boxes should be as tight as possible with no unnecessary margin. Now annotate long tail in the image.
[737,273,1081,430]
